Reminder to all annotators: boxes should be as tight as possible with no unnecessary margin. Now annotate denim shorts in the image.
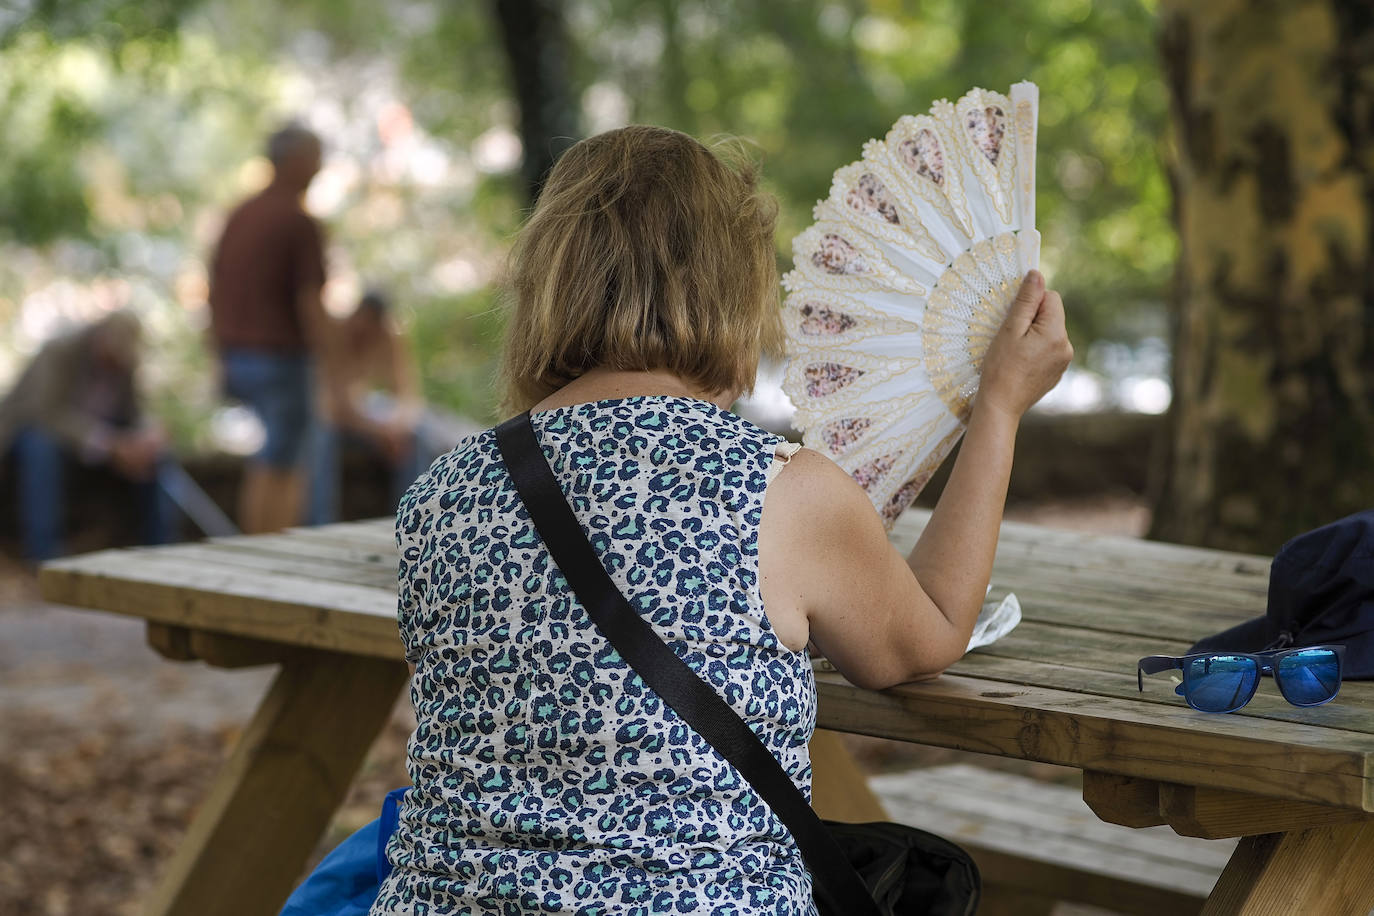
[221,349,312,468]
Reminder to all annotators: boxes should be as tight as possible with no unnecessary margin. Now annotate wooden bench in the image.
[41,514,1374,915]
[869,764,1236,915]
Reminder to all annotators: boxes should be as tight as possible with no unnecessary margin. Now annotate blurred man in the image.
[0,311,170,561]
[208,123,329,533]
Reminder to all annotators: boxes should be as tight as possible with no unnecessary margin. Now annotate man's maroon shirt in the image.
[208,185,325,353]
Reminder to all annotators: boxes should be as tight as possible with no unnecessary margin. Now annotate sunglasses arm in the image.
[1137,655,1181,691]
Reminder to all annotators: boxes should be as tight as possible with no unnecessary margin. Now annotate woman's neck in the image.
[531,368,737,414]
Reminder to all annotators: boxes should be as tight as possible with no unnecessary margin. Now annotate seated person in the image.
[308,290,427,524]
[0,311,171,561]
[376,126,1071,913]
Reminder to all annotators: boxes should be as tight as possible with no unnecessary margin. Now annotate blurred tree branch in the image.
[489,0,581,205]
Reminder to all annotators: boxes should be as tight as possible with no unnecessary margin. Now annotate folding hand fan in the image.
[782,81,1040,529]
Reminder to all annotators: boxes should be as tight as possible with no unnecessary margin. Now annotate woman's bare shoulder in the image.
[762,444,949,688]
[759,446,880,652]
[761,445,898,600]
[766,446,881,534]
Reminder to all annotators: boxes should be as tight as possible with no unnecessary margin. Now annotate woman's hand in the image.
[977,270,1073,421]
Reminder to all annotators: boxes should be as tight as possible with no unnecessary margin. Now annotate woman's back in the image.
[375,395,817,915]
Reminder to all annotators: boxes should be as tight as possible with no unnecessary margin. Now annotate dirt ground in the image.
[0,497,1148,915]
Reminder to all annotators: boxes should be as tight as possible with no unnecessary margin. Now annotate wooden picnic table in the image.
[39,509,1374,916]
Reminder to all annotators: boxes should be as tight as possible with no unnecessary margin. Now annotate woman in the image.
[376,126,1070,915]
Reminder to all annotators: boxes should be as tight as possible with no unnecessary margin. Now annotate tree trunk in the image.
[489,0,581,204]
[1150,0,1374,554]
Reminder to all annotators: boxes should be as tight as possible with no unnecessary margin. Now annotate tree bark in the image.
[489,0,581,204]
[1150,0,1374,553]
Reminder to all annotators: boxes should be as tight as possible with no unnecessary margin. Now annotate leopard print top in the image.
[374,396,818,915]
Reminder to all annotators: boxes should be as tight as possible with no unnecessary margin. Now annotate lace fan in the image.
[782,81,1040,528]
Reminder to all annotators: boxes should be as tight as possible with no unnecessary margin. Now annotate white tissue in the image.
[965,590,1022,652]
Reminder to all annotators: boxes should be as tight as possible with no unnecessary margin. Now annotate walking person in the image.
[208,122,330,533]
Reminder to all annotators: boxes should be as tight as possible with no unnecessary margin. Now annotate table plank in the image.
[984,589,1257,643]
[956,628,1374,733]
[988,562,1269,612]
[955,654,1374,736]
[39,549,402,659]
[282,522,398,551]
[168,543,399,591]
[892,510,1272,575]
[814,672,1374,811]
[211,532,401,568]
[968,619,1194,664]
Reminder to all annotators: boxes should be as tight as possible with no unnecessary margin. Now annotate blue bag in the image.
[279,787,407,916]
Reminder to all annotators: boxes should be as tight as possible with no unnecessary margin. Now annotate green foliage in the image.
[579,0,1173,344]
[408,286,507,425]
[14,0,199,45]
[0,0,1174,446]
[0,34,99,244]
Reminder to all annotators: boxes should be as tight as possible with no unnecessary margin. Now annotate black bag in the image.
[821,821,979,916]
[496,413,980,916]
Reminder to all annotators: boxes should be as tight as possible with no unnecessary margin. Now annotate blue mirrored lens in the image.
[1277,649,1341,706]
[1185,655,1259,712]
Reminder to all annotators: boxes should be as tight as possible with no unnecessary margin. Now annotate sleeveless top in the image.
[374,396,818,916]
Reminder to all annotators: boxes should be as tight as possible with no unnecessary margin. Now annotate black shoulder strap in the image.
[495,412,878,916]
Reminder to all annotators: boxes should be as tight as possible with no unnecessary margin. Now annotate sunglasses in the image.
[1137,645,1345,713]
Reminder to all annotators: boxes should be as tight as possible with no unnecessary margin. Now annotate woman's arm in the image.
[906,271,1071,652]
[759,271,1071,689]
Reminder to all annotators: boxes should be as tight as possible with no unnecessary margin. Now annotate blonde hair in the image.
[499,126,783,413]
